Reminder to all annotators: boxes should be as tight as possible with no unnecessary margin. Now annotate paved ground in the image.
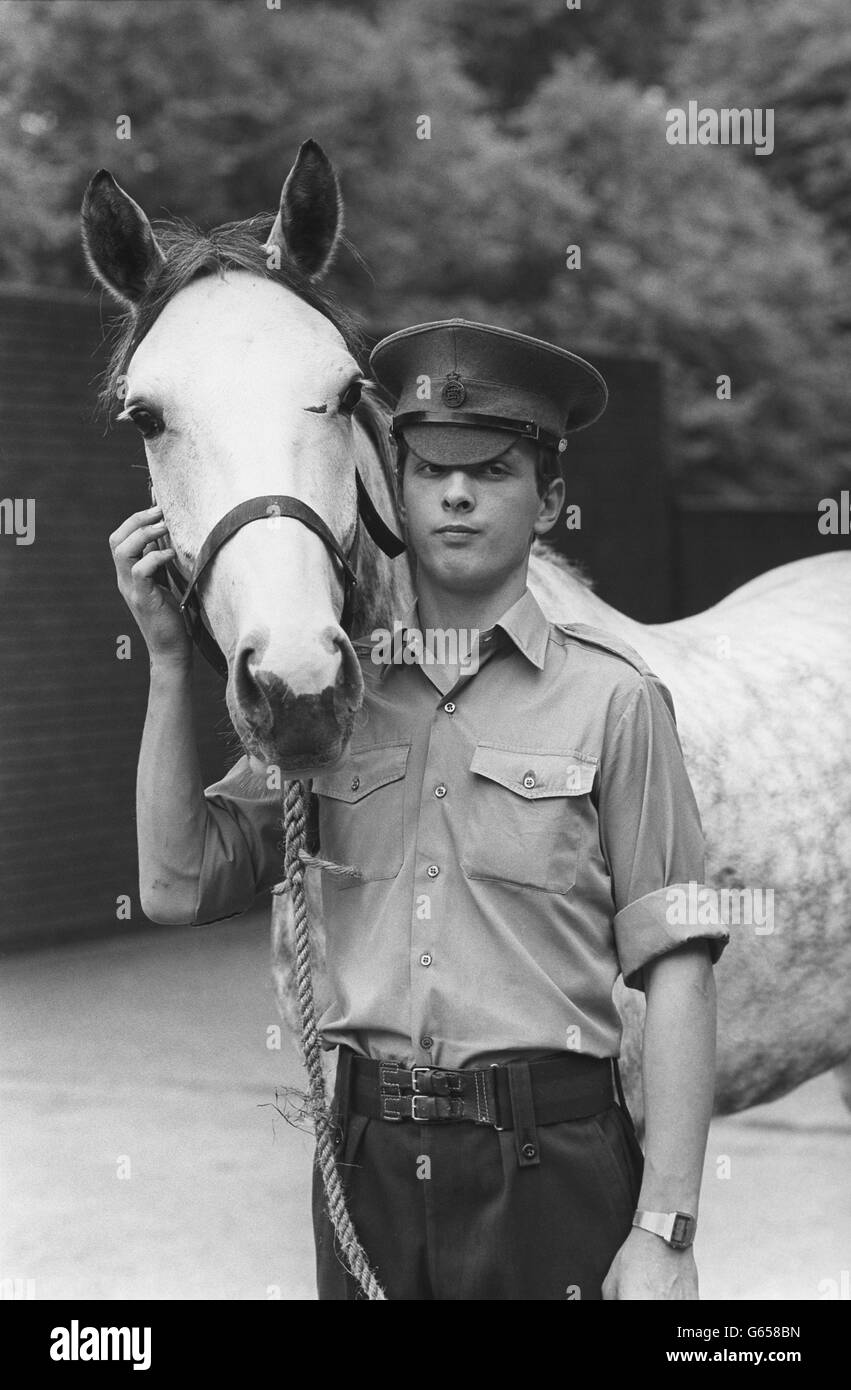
[2,910,849,1301]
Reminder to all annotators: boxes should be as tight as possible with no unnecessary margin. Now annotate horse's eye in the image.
[129,408,164,439]
[338,379,363,417]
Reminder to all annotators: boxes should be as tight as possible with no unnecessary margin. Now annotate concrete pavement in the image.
[2,909,848,1300]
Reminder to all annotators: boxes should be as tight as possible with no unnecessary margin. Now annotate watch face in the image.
[670,1213,696,1249]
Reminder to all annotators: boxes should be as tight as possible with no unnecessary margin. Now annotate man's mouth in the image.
[436,524,479,534]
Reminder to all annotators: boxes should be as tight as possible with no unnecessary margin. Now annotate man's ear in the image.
[533,475,566,537]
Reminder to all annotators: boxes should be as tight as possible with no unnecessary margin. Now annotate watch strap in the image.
[632,1209,696,1249]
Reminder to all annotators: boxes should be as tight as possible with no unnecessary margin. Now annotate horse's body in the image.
[535,547,851,1122]
[82,142,851,1131]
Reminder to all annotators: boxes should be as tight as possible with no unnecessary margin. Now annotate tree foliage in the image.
[672,0,851,254]
[0,0,848,501]
[508,56,851,498]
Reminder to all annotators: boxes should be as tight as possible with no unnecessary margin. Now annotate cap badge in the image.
[441,372,467,408]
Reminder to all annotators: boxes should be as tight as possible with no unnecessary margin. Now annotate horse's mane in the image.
[96,213,368,417]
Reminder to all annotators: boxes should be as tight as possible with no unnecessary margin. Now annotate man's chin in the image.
[418,548,491,586]
[418,552,522,596]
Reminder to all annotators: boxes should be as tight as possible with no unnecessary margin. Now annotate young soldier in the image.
[116,320,728,1301]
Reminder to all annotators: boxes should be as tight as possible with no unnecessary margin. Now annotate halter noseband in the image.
[151,418,405,680]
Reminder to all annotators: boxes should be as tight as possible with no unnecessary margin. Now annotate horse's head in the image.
[82,141,407,773]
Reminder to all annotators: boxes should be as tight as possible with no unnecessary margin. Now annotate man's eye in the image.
[338,380,363,417]
[128,409,164,439]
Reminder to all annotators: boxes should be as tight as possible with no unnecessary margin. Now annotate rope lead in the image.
[281,779,387,1300]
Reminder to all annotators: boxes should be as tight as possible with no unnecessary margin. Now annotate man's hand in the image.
[607,940,714,1300]
[110,504,193,668]
[602,1226,699,1300]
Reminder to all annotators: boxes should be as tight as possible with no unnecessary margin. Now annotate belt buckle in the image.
[410,1093,431,1122]
[411,1067,430,1094]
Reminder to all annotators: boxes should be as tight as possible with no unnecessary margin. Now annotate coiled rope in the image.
[280,778,386,1300]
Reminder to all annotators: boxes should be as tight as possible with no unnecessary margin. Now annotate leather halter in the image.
[151,411,406,681]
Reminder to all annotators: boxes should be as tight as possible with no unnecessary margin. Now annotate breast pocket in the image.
[311,743,410,888]
[460,745,598,893]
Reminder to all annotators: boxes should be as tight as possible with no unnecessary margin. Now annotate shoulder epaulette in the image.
[553,622,654,677]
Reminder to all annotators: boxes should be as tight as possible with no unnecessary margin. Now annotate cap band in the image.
[392,409,563,451]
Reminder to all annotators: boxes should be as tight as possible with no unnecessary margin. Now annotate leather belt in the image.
[342,1050,616,1129]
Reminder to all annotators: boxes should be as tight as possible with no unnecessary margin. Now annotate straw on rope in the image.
[280,778,386,1301]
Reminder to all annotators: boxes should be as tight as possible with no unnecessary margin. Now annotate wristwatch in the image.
[632,1210,696,1249]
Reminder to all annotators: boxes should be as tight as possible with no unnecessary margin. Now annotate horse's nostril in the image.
[233,630,271,706]
[321,624,347,656]
[234,643,263,713]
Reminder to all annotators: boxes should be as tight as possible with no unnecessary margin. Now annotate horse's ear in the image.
[264,139,343,281]
[81,170,165,308]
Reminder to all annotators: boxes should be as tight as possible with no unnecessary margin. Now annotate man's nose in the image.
[441,470,475,507]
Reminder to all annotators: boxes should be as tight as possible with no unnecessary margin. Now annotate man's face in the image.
[397,437,565,594]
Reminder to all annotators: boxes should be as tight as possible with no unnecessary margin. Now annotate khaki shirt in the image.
[195,588,728,1068]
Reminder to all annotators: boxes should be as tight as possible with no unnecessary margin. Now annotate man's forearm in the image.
[639,941,717,1214]
[137,658,207,923]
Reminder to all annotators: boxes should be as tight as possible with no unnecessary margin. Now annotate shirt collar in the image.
[491,587,550,670]
[375,587,549,678]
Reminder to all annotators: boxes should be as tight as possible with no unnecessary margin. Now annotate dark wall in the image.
[672,503,851,617]
[547,354,672,623]
[0,287,234,949]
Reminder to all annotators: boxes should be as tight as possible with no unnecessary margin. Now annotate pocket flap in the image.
[311,742,410,803]
[469,745,597,799]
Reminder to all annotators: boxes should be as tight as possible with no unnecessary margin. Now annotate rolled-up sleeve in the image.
[193,755,285,925]
[599,675,729,991]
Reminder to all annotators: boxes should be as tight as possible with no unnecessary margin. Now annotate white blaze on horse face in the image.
[125,272,367,758]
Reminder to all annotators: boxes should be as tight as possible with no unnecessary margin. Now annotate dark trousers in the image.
[312,1056,644,1301]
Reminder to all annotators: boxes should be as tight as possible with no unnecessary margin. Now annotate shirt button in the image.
[522,771,536,789]
[521,1142,537,1160]
[419,953,433,967]
[420,1035,434,1050]
[350,775,360,791]
[434,784,447,798]
[443,701,456,713]
[426,864,440,878]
